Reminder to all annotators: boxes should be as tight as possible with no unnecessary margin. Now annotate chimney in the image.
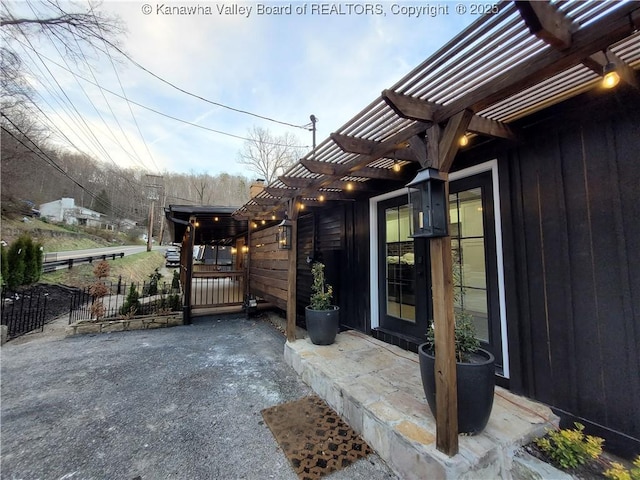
[249,179,265,198]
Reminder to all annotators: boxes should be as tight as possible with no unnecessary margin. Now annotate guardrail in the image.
[42,252,125,273]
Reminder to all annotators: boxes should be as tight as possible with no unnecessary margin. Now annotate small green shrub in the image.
[604,456,640,480]
[171,269,180,291]
[1,244,8,289]
[120,283,141,316]
[145,268,161,296]
[425,312,480,363]
[309,262,333,310]
[535,422,604,470]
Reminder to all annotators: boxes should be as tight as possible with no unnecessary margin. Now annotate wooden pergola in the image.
[234,1,640,456]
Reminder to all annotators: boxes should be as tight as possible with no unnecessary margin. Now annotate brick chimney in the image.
[249,179,265,198]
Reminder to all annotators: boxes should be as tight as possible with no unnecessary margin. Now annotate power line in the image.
[104,42,311,131]
[22,1,154,172]
[14,38,310,149]
[13,31,144,171]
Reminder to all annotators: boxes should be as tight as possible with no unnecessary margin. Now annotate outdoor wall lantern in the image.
[407,168,448,238]
[277,214,292,250]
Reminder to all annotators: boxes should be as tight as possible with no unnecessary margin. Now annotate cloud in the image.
[14,0,480,177]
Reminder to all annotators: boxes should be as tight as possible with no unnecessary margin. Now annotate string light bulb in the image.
[393,160,401,172]
[602,62,620,89]
[318,194,325,202]
[459,134,469,147]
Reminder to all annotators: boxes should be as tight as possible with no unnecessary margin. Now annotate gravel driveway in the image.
[1,314,397,480]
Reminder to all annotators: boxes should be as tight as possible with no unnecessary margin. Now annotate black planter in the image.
[418,343,495,435]
[305,306,339,345]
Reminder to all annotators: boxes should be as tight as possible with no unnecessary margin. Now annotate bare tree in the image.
[237,126,303,185]
[0,0,124,55]
[1,0,124,122]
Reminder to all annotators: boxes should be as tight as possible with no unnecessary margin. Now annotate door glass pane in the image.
[450,188,489,342]
[385,204,415,323]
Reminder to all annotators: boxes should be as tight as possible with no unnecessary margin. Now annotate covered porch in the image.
[164,205,251,319]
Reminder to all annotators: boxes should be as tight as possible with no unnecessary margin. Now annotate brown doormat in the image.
[261,395,372,480]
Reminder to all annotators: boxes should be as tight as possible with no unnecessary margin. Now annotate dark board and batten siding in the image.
[499,89,640,456]
[249,224,288,310]
[294,203,371,332]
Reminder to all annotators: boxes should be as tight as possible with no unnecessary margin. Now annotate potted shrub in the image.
[305,262,339,345]
[418,313,495,434]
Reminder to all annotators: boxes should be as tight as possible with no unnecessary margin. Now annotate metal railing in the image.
[191,271,246,309]
[69,280,182,324]
[1,288,49,339]
[43,252,125,273]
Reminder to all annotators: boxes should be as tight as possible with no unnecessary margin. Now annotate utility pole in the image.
[310,114,318,154]
[145,174,163,252]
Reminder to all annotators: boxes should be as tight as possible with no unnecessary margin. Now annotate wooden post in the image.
[427,110,471,456]
[430,208,458,455]
[182,224,194,325]
[286,199,300,342]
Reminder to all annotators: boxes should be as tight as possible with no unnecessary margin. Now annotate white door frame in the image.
[369,160,509,377]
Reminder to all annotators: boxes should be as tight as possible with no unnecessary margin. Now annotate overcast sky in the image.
[10,0,483,178]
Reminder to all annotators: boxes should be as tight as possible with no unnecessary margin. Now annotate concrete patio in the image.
[283,327,561,480]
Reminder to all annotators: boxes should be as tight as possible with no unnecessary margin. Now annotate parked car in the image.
[165,245,180,258]
[165,251,180,268]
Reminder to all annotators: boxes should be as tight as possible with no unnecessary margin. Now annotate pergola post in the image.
[182,223,194,325]
[286,198,301,342]
[428,110,472,456]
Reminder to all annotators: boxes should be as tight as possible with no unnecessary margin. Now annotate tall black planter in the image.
[305,306,339,345]
[418,343,495,435]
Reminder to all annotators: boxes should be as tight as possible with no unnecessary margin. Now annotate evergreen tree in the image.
[6,236,26,289]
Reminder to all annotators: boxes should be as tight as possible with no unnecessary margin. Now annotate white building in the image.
[39,198,108,229]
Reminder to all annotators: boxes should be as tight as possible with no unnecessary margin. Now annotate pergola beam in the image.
[250,196,282,207]
[436,1,639,121]
[467,115,517,141]
[515,0,575,49]
[439,110,473,173]
[382,89,437,122]
[383,90,517,141]
[517,0,638,91]
[302,158,404,181]
[263,186,296,198]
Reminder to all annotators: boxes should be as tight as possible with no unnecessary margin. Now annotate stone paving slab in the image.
[284,330,560,480]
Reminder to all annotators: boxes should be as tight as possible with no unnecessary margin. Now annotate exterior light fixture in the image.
[602,62,620,89]
[214,217,219,222]
[459,134,469,147]
[261,219,266,225]
[393,159,401,172]
[231,247,237,254]
[318,194,325,202]
[346,182,354,191]
[271,214,276,220]
[406,168,448,238]
[277,214,292,250]
[299,203,305,210]
[242,245,249,254]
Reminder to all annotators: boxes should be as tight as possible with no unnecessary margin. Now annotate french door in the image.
[377,171,502,368]
[377,195,429,340]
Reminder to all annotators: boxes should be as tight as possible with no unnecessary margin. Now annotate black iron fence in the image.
[69,280,183,324]
[1,288,49,339]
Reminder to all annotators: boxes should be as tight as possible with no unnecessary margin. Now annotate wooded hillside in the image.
[1,125,252,226]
